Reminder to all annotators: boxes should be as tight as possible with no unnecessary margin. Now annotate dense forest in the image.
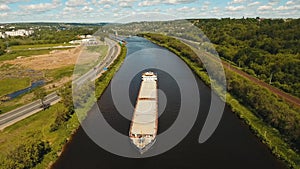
[191,18,300,98]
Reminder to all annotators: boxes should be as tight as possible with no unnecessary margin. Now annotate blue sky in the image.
[0,0,299,23]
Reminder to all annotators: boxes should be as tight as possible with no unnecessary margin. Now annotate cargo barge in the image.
[129,71,158,154]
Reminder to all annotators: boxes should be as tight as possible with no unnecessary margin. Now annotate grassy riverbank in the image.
[140,33,300,169]
[0,45,126,169]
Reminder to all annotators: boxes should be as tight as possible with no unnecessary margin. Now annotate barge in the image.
[129,71,158,154]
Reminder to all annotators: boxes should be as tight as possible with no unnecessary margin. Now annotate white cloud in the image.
[138,0,160,7]
[118,0,136,8]
[247,1,260,6]
[286,1,295,5]
[163,0,197,5]
[97,0,114,4]
[228,0,246,5]
[258,5,273,11]
[0,0,21,4]
[226,5,245,11]
[268,0,280,6]
[65,0,88,7]
[177,6,196,12]
[104,4,111,8]
[0,4,10,11]
[82,6,94,12]
[21,0,61,12]
[0,12,7,17]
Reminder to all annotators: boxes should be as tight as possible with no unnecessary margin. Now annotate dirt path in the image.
[222,60,300,108]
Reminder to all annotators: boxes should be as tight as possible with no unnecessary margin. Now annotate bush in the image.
[2,140,50,169]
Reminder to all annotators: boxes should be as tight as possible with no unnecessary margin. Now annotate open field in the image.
[9,43,74,50]
[0,78,30,97]
[3,47,82,70]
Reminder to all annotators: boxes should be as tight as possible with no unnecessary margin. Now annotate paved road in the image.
[0,38,121,130]
[0,92,60,130]
[74,38,120,85]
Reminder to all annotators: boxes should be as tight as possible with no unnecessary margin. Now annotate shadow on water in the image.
[52,37,286,169]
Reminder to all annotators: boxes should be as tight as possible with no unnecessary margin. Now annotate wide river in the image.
[52,37,286,169]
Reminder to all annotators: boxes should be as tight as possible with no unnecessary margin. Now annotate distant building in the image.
[4,29,34,37]
[69,37,98,46]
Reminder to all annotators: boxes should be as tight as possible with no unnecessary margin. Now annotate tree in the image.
[34,88,47,107]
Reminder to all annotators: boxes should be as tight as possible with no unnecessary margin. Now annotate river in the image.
[52,37,286,169]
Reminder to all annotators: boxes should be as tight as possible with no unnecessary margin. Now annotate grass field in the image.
[0,49,52,61]
[9,43,74,50]
[0,78,30,97]
[46,65,75,81]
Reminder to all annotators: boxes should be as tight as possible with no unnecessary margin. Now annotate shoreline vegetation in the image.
[0,44,127,169]
[139,33,300,169]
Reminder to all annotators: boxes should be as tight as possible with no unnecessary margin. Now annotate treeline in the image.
[7,27,97,46]
[191,18,300,97]
[0,26,98,57]
[141,33,300,167]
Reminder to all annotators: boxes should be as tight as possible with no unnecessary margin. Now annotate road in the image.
[74,38,120,85]
[0,92,60,130]
[0,38,121,130]
[177,37,300,107]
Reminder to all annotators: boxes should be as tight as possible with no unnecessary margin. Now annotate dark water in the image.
[52,37,286,169]
[7,80,44,99]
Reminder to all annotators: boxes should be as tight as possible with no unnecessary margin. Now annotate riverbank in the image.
[0,45,127,169]
[140,33,300,169]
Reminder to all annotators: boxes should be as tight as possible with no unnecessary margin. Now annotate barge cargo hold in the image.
[129,71,158,154]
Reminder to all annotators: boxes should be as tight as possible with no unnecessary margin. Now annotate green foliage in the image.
[191,18,300,97]
[2,139,50,169]
[46,66,74,81]
[0,78,30,97]
[34,88,46,105]
[50,85,74,132]
[0,49,51,61]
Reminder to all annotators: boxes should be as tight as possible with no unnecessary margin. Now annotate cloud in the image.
[138,0,160,7]
[177,6,196,12]
[0,4,10,11]
[65,0,88,7]
[268,0,280,6]
[118,0,136,8]
[258,5,273,11]
[0,0,22,4]
[228,0,246,5]
[104,4,111,8]
[0,12,7,17]
[82,6,94,12]
[226,5,245,11]
[96,0,114,4]
[247,1,260,6]
[163,0,198,5]
[21,0,61,13]
[286,1,295,5]
[119,2,131,7]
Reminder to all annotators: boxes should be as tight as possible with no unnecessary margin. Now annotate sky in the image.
[0,0,299,23]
